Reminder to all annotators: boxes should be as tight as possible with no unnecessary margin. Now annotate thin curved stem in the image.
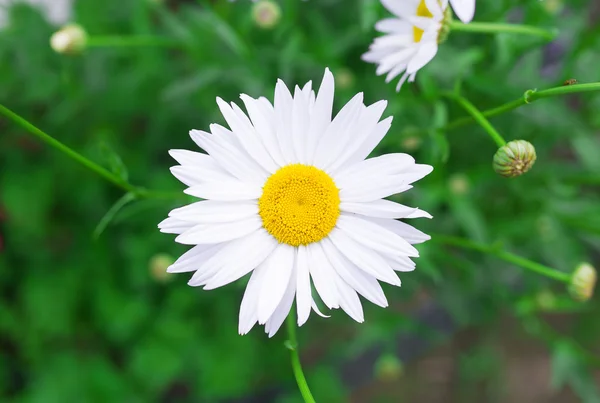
[449,21,557,40]
[443,93,506,147]
[87,36,180,48]
[445,82,600,131]
[0,104,184,200]
[432,234,572,283]
[285,314,316,403]
[0,103,140,194]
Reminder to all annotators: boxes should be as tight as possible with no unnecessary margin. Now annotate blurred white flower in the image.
[449,0,475,23]
[363,0,448,91]
[0,0,72,28]
[160,69,432,337]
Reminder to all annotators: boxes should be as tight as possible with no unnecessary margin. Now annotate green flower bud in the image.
[569,263,596,302]
[374,354,404,382]
[50,24,87,55]
[493,140,537,177]
[253,1,281,30]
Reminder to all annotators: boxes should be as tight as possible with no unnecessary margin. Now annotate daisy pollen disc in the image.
[259,164,340,247]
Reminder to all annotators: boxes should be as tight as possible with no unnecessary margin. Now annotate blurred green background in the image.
[1,0,600,402]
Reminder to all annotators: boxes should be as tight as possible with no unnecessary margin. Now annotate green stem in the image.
[87,36,180,48]
[446,82,600,131]
[0,103,188,202]
[285,314,316,403]
[432,234,572,283]
[0,103,140,194]
[449,21,557,40]
[444,94,507,147]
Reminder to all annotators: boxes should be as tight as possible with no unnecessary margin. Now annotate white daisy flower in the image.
[449,0,475,23]
[159,69,433,337]
[363,0,449,91]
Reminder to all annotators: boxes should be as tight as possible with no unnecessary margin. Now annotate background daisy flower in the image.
[363,0,448,91]
[159,68,432,337]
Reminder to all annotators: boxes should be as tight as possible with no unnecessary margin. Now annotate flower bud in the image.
[493,140,536,177]
[150,253,175,283]
[449,173,469,195]
[252,1,281,30]
[569,263,596,302]
[50,24,87,55]
[374,354,404,381]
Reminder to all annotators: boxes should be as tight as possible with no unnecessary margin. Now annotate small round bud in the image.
[149,253,175,283]
[252,1,281,30]
[493,140,537,177]
[449,173,469,195]
[50,24,87,55]
[569,263,596,302]
[336,68,355,90]
[374,354,404,382]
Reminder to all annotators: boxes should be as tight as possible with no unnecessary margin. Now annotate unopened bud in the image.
[569,263,596,302]
[374,354,404,381]
[336,68,355,90]
[493,140,536,177]
[150,253,175,283]
[449,173,469,195]
[50,24,87,55]
[253,1,281,30]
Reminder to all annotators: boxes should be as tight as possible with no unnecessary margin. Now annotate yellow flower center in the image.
[258,164,340,246]
[413,0,433,43]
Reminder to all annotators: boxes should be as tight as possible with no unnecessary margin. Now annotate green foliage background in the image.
[1,0,599,401]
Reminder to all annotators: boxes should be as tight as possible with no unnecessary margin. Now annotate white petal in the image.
[406,41,438,74]
[306,68,335,162]
[167,243,224,273]
[265,262,297,337]
[364,217,431,245]
[296,245,312,326]
[168,200,258,224]
[334,277,364,323]
[216,97,278,173]
[307,242,339,309]
[257,244,295,324]
[328,228,400,286]
[175,216,263,245]
[336,214,419,257]
[450,0,475,22]
[343,116,393,166]
[384,253,417,272]
[335,153,415,184]
[340,199,431,219]
[381,0,419,19]
[240,94,286,167]
[239,262,268,335]
[158,217,194,234]
[326,100,388,173]
[190,129,265,184]
[274,79,296,164]
[184,180,261,201]
[312,92,364,169]
[170,165,233,187]
[339,178,412,203]
[321,239,388,307]
[199,229,277,290]
[291,84,311,164]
